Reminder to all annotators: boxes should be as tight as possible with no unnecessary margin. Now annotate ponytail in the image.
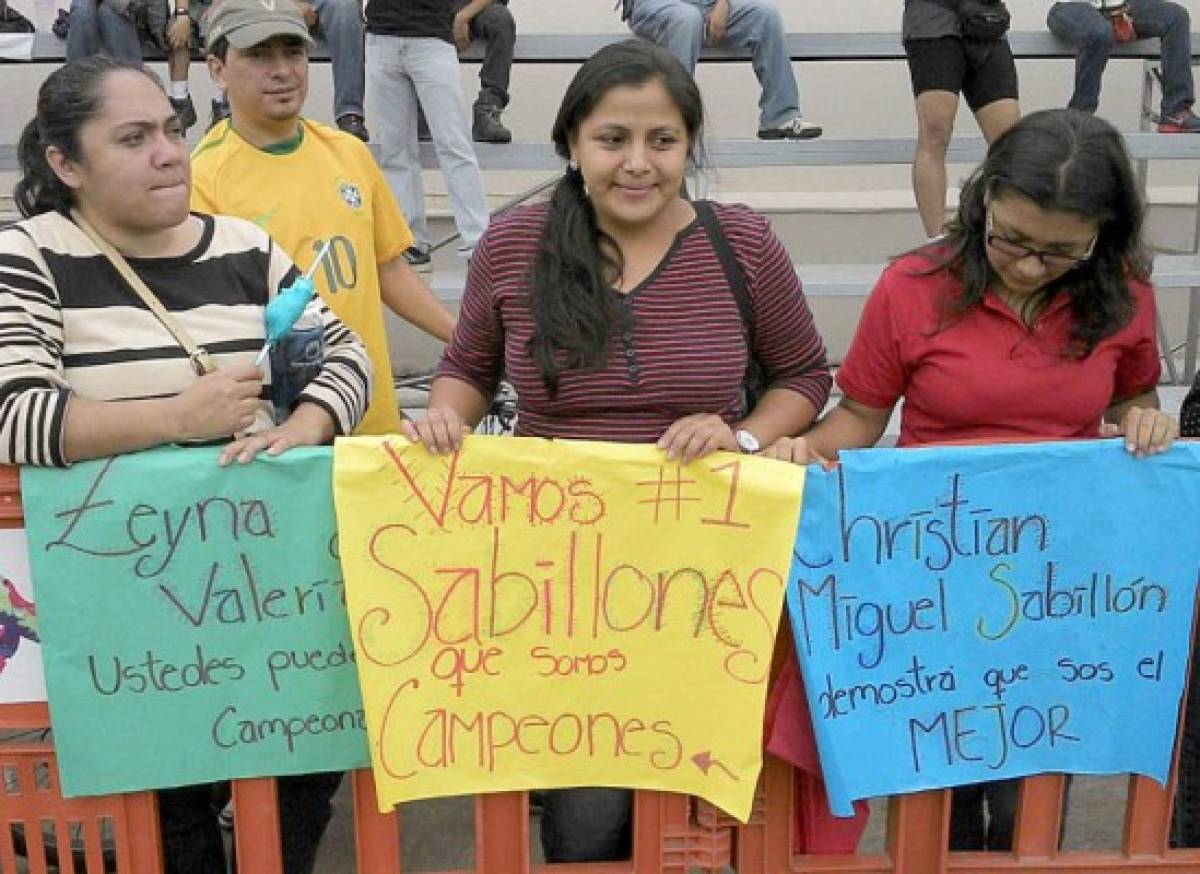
[14,118,72,217]
[527,164,626,395]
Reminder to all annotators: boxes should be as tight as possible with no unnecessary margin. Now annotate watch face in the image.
[735,429,759,453]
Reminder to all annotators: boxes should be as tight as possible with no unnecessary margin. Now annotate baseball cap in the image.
[206,0,315,51]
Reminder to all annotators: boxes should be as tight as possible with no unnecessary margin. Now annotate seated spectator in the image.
[1048,0,1200,132]
[366,0,489,269]
[65,0,367,139]
[64,0,146,99]
[453,0,515,142]
[65,0,204,130]
[904,0,1020,237]
[621,0,821,139]
[0,55,370,872]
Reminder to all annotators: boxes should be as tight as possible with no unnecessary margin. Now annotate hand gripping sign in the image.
[333,435,806,820]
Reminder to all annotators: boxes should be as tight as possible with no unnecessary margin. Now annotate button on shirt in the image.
[835,252,1161,447]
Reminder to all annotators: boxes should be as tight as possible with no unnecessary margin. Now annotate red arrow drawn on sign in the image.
[691,751,739,781]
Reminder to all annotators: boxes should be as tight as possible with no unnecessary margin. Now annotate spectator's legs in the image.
[464,1,515,142]
[627,0,704,72]
[973,96,1019,147]
[156,784,227,874]
[312,0,366,122]
[1046,2,1113,113]
[278,771,344,874]
[65,0,102,59]
[408,37,489,249]
[912,89,958,238]
[367,34,429,247]
[540,787,633,862]
[1126,0,1193,116]
[466,2,514,110]
[723,0,802,128]
[66,0,142,62]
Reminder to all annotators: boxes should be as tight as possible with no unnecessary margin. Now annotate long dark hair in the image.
[924,108,1150,356]
[14,56,155,218]
[528,38,704,393]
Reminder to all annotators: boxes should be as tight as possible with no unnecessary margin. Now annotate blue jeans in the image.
[312,0,365,120]
[65,0,141,62]
[1047,0,1194,117]
[627,0,802,128]
[366,34,489,249]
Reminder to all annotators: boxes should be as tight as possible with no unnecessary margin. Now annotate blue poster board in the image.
[787,440,1200,816]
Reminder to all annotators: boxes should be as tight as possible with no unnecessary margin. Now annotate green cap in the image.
[206,0,315,51]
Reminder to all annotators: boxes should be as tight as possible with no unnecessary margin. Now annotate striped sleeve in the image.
[0,228,70,466]
[725,205,832,413]
[269,242,372,435]
[437,224,506,397]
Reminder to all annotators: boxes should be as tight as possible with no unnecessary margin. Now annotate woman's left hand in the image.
[1099,405,1178,458]
[657,414,737,464]
[218,405,332,466]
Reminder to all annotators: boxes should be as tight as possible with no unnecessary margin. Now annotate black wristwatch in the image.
[172,8,188,15]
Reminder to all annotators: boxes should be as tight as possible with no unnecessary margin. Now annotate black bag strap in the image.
[694,199,755,349]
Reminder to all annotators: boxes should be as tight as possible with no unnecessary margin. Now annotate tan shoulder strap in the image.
[69,209,216,376]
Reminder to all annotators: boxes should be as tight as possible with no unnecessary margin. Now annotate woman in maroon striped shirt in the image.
[402,38,831,861]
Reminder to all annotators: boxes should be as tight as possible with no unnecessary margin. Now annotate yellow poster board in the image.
[333,435,805,820]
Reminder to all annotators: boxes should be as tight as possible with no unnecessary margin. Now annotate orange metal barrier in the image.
[2,464,1200,873]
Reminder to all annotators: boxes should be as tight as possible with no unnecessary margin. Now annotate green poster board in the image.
[21,446,368,796]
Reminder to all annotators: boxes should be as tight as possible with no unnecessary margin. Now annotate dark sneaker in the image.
[169,95,197,132]
[402,245,432,273]
[208,97,230,131]
[337,113,370,142]
[1158,108,1200,133]
[757,116,823,140]
[472,104,512,143]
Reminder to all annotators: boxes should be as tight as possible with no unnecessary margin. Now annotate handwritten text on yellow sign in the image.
[333,436,805,820]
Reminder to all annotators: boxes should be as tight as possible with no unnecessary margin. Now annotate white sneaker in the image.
[757,117,823,140]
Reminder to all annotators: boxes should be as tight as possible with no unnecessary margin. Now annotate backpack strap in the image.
[693,199,768,414]
[694,199,755,348]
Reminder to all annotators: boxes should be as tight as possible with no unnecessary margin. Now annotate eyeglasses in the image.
[984,209,1097,271]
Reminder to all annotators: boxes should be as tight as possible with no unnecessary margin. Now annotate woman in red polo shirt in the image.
[767,107,1177,851]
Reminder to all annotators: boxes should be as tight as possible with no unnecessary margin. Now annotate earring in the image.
[568,158,580,172]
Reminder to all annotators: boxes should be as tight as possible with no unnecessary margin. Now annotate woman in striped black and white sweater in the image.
[0,56,372,874]
[0,55,372,471]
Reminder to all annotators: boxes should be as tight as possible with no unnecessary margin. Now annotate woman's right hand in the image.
[401,406,469,455]
[169,363,264,441]
[760,435,835,469]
